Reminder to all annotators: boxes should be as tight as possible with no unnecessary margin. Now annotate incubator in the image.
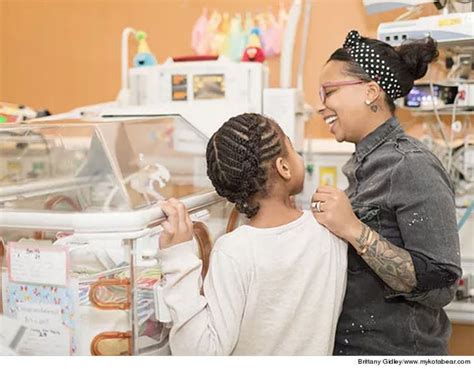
[0,116,238,355]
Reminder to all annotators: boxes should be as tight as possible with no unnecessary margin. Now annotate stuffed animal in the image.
[241,46,265,62]
[133,31,157,67]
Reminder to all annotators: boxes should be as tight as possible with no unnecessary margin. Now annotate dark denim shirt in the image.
[334,117,462,355]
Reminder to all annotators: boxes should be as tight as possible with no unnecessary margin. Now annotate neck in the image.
[356,110,393,144]
[248,191,303,228]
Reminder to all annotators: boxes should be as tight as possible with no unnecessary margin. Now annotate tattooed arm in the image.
[313,186,418,293]
[312,183,460,302]
[349,223,417,293]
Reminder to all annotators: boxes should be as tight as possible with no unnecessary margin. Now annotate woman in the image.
[312,30,461,355]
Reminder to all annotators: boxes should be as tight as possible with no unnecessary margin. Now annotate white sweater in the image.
[159,210,347,355]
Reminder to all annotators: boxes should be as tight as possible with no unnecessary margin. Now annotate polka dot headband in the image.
[343,30,403,100]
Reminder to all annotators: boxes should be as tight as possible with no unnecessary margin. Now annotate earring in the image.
[365,99,371,105]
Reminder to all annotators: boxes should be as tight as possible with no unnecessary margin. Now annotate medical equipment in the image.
[104,57,269,140]
[377,11,474,46]
[459,81,474,107]
[403,82,459,108]
[112,1,311,149]
[42,1,313,151]
[0,116,237,355]
[0,102,50,123]
[363,0,437,15]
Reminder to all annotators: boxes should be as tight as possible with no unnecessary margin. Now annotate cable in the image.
[447,92,461,174]
[458,200,474,231]
[429,76,450,146]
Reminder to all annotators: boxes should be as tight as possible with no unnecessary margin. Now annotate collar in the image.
[355,116,402,162]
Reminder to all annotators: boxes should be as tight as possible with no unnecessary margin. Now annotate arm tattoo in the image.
[356,224,370,246]
[355,224,417,293]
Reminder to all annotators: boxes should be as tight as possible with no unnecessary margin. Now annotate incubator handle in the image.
[89,278,131,310]
[34,195,81,240]
[226,206,240,233]
[192,221,212,278]
[44,195,82,211]
[90,331,132,356]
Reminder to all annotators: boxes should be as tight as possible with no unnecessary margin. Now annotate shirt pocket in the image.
[348,203,382,273]
[353,203,381,233]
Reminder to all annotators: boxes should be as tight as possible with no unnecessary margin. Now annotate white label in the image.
[0,315,71,355]
[15,325,71,355]
[8,243,68,286]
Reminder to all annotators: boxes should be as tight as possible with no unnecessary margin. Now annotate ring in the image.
[311,201,322,213]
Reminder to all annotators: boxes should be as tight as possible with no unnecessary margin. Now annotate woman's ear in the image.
[366,81,382,104]
[275,157,291,180]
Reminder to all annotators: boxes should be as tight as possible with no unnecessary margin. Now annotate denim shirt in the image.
[334,117,462,355]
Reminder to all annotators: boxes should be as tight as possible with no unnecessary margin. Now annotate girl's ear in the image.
[275,157,291,180]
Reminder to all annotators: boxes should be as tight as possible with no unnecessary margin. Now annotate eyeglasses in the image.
[319,80,365,104]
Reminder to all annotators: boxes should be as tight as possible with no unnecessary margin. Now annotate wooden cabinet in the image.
[449,324,474,355]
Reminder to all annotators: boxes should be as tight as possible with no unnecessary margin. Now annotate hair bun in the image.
[397,37,439,80]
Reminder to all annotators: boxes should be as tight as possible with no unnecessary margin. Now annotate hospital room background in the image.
[0,0,473,356]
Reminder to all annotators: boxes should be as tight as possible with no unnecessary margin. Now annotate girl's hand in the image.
[311,186,361,240]
[159,198,194,249]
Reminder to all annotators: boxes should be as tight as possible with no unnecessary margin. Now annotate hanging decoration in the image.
[190,3,288,62]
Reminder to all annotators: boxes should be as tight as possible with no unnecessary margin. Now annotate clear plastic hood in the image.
[0,115,213,213]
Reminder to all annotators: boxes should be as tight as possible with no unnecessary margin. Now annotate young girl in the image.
[158,113,347,355]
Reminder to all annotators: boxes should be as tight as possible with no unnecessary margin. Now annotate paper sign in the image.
[7,243,69,286]
[0,314,71,355]
[4,278,79,354]
[15,325,71,356]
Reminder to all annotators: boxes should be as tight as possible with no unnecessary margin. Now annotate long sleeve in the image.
[386,152,462,308]
[159,239,247,355]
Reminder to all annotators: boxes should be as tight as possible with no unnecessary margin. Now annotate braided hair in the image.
[206,113,287,218]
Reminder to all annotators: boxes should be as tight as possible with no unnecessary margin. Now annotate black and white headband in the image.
[343,30,403,100]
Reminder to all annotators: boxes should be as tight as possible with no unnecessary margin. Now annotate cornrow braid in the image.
[206,113,286,218]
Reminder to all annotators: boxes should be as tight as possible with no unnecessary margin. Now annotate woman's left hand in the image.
[311,186,361,240]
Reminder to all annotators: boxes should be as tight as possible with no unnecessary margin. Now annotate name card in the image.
[7,243,69,286]
[15,325,71,356]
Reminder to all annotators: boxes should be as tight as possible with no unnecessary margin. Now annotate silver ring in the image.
[311,201,322,213]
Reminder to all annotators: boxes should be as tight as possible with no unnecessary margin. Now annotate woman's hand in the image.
[159,198,194,249]
[311,185,361,240]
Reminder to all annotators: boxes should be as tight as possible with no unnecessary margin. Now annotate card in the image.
[0,311,71,355]
[15,324,72,356]
[7,242,69,286]
[4,277,80,354]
